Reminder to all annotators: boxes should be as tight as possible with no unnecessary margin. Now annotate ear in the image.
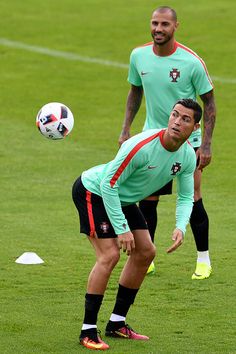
[193,123,200,131]
[174,21,179,31]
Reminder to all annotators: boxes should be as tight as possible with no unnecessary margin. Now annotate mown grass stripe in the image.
[0,38,235,84]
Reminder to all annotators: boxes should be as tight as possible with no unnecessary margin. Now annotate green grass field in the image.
[0,0,236,353]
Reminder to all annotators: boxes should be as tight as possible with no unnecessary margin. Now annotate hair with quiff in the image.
[173,99,202,123]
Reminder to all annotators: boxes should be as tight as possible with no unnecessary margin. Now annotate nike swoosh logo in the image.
[141,71,149,76]
[82,338,104,349]
[148,165,158,169]
[114,330,129,338]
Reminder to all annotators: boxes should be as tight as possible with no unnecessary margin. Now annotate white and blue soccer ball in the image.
[36,102,74,140]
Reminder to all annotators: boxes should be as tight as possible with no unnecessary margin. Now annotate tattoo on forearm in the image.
[201,91,216,147]
[125,88,143,126]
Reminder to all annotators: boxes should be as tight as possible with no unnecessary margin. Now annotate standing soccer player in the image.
[73,99,202,350]
[119,6,216,279]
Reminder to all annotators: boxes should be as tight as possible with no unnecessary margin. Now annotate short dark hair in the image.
[173,99,202,123]
[154,6,177,21]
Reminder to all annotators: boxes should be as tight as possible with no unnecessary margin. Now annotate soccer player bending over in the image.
[72,99,202,350]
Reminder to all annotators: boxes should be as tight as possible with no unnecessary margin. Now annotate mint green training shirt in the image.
[128,41,213,147]
[82,129,196,235]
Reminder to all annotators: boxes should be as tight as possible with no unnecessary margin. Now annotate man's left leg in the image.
[80,237,120,350]
[106,229,156,339]
[191,169,212,280]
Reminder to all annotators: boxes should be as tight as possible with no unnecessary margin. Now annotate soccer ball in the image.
[36,102,74,140]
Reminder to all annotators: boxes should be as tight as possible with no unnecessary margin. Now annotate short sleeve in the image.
[128,49,142,87]
[191,57,213,95]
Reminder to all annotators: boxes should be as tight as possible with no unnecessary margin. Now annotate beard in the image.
[151,32,173,46]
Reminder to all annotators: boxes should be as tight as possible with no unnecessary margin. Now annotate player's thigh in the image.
[72,176,117,239]
[132,229,156,254]
[89,236,120,261]
[144,195,159,201]
[122,204,148,231]
[123,204,155,253]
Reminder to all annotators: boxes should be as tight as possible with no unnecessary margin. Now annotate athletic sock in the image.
[80,327,99,341]
[190,198,209,252]
[139,200,159,242]
[197,251,211,266]
[80,293,103,337]
[106,284,139,331]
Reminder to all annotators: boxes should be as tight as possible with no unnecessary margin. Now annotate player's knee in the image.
[194,189,202,201]
[148,243,156,261]
[137,243,156,265]
[98,249,120,272]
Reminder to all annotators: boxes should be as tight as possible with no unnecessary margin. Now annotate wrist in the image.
[121,127,130,135]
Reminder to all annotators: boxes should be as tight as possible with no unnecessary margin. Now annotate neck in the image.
[162,130,183,152]
[153,38,177,57]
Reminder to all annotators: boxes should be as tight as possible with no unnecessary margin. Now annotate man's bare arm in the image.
[198,90,216,169]
[119,85,143,146]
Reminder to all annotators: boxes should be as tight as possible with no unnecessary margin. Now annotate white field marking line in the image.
[0,38,235,84]
[0,38,128,69]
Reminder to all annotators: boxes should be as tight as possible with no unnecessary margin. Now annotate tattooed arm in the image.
[198,90,216,169]
[118,84,143,146]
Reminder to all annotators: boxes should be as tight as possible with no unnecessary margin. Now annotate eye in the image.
[182,116,191,123]
[172,111,178,117]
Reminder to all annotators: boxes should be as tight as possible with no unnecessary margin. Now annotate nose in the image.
[174,116,181,125]
[154,23,162,32]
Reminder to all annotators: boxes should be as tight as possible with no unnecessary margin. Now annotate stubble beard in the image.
[152,33,172,46]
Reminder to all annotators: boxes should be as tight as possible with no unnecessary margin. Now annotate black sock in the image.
[139,200,159,242]
[80,327,98,341]
[190,198,209,251]
[106,284,139,331]
[83,293,104,326]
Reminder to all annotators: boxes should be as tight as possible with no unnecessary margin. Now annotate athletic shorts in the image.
[150,147,199,197]
[72,176,148,238]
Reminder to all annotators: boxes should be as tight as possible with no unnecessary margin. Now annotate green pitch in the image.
[0,0,235,353]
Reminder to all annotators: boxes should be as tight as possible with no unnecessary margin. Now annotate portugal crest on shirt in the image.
[171,162,182,175]
[170,68,180,82]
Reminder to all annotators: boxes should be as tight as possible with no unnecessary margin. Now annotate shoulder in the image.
[129,129,162,143]
[131,42,153,56]
[121,129,162,152]
[184,140,196,153]
[176,42,206,64]
[183,141,196,166]
[179,140,196,160]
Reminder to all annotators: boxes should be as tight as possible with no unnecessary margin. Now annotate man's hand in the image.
[118,131,130,147]
[166,228,184,253]
[196,145,211,170]
[117,231,135,255]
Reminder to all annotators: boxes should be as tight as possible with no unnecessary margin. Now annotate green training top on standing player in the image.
[128,41,213,147]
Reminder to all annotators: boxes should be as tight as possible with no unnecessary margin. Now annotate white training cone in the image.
[15,252,44,264]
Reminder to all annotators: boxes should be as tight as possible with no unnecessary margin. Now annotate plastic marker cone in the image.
[15,252,44,264]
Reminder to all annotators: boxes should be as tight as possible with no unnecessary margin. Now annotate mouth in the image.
[171,127,180,135]
[153,33,165,40]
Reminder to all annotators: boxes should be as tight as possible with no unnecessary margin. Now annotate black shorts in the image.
[150,147,199,197]
[150,180,173,197]
[72,176,148,239]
